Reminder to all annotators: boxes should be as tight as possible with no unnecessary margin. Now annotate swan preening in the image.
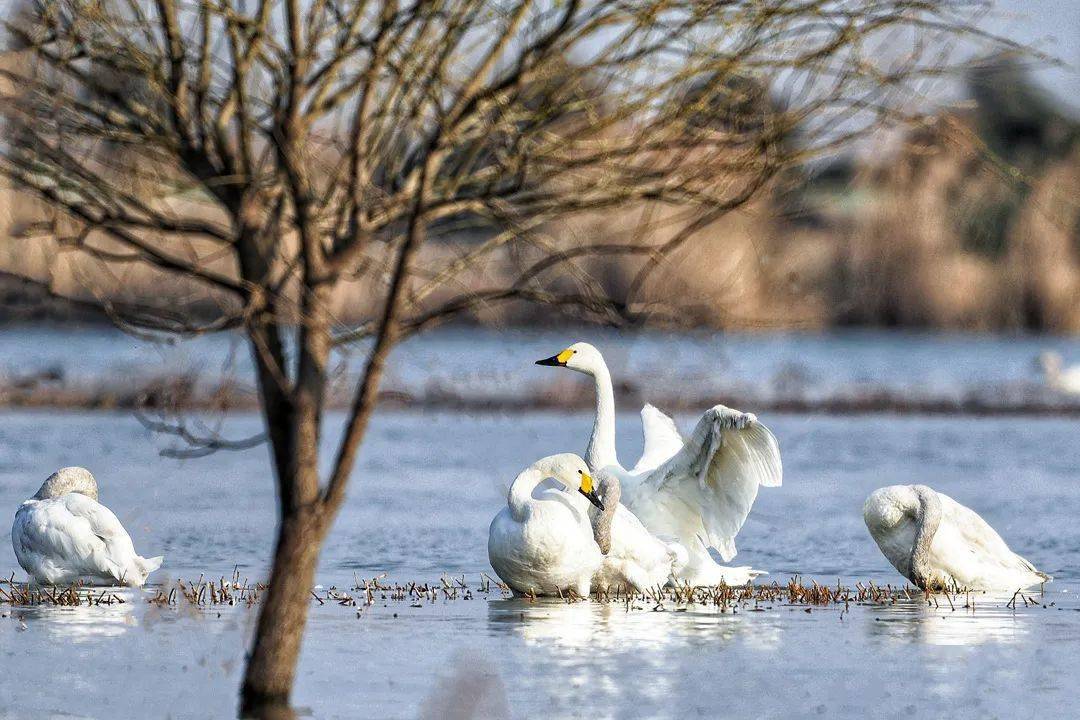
[488,455,690,595]
[536,342,778,586]
[488,454,604,596]
[863,485,1050,592]
[1039,351,1080,395]
[11,467,164,587]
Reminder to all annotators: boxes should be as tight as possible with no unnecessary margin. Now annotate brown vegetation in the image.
[3,63,1077,332]
[4,570,1042,614]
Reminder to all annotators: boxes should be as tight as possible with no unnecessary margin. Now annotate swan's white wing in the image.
[631,404,684,474]
[13,497,121,583]
[626,405,782,562]
[935,492,1048,582]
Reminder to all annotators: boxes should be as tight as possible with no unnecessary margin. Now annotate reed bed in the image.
[0,573,125,607]
[147,570,267,608]
[3,570,1048,615]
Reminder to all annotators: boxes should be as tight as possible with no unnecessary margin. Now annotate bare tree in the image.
[0,1,1000,715]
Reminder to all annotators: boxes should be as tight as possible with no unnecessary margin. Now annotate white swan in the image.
[488,453,605,596]
[12,467,164,587]
[588,472,686,593]
[536,342,778,586]
[863,484,1051,591]
[1039,351,1080,395]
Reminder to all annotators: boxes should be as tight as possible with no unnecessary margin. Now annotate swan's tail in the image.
[136,555,164,584]
[677,550,766,586]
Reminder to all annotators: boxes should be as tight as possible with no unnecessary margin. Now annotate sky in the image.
[0,0,1074,111]
[982,0,1079,112]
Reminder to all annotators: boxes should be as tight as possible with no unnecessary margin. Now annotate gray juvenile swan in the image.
[587,472,687,593]
[863,484,1050,591]
[12,467,164,587]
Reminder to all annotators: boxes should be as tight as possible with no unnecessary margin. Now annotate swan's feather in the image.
[592,504,680,592]
[488,496,599,596]
[934,492,1050,583]
[632,404,684,474]
[12,493,160,586]
[624,405,782,563]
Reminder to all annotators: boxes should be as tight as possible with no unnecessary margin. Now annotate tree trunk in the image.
[240,503,326,719]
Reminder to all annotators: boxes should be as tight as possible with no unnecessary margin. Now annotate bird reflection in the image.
[14,596,138,642]
[864,597,1032,646]
[486,597,783,716]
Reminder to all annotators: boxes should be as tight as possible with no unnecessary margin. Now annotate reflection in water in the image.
[487,597,781,651]
[486,597,786,713]
[865,599,1030,646]
[15,596,139,642]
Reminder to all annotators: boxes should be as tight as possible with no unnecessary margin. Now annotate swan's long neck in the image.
[508,467,546,521]
[585,361,618,470]
[908,485,942,589]
[591,477,620,554]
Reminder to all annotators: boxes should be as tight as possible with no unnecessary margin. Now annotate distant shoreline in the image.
[3,374,1079,416]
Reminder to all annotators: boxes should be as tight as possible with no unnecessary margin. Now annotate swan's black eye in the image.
[578,470,582,474]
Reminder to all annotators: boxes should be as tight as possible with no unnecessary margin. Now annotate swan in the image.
[863,484,1051,591]
[536,342,778,586]
[488,453,605,596]
[12,467,164,587]
[588,471,686,593]
[1038,351,1080,395]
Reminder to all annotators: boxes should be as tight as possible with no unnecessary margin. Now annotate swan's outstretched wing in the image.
[626,405,781,562]
[631,404,684,474]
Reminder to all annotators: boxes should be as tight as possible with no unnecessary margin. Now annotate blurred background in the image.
[0,1,1077,415]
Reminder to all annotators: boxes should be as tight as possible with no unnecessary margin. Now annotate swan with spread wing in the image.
[536,342,780,586]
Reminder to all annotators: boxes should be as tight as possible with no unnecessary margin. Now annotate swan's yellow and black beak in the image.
[535,348,574,367]
[578,472,604,511]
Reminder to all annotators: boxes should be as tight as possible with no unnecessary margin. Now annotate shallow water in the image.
[0,409,1077,719]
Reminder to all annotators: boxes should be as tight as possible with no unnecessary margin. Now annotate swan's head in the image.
[535,342,604,376]
[536,452,604,511]
[863,485,918,530]
[1038,351,1062,375]
[33,466,99,501]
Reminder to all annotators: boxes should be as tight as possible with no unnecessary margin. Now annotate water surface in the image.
[0,409,1076,719]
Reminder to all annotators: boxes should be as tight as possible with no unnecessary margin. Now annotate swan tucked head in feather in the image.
[533,452,604,510]
[33,466,99,501]
[535,342,604,376]
[863,485,920,529]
